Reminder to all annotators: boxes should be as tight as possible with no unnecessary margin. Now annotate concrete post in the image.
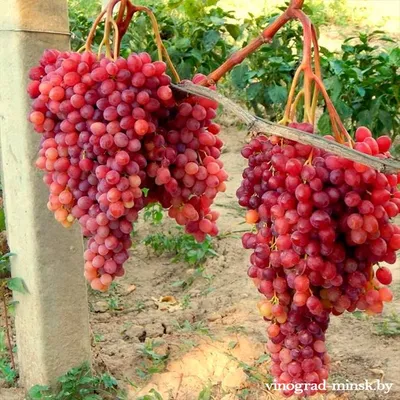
[0,0,91,390]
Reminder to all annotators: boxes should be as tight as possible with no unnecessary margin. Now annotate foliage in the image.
[303,0,366,27]
[136,389,164,400]
[198,385,212,400]
[230,26,399,137]
[229,15,303,121]
[225,353,271,385]
[0,252,27,294]
[319,31,400,138]
[0,208,5,232]
[0,330,17,385]
[143,229,217,266]
[135,339,169,379]
[68,0,102,52]
[27,363,124,400]
[0,252,13,276]
[143,202,164,225]
[175,320,211,335]
[373,312,400,337]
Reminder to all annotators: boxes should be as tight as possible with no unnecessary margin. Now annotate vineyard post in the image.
[0,0,91,390]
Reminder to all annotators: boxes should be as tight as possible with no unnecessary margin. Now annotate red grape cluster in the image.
[237,124,398,396]
[139,74,227,242]
[28,49,226,290]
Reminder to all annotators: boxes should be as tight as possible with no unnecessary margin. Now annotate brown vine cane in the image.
[199,0,305,87]
[197,0,352,146]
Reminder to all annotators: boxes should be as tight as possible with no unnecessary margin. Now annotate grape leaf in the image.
[324,76,342,102]
[230,64,249,90]
[246,83,262,101]
[389,48,400,65]
[317,113,332,135]
[356,110,373,127]
[174,37,190,50]
[267,85,287,104]
[225,24,240,40]
[210,16,225,26]
[0,208,5,231]
[379,110,393,132]
[335,100,353,119]
[7,277,28,294]
[203,30,220,51]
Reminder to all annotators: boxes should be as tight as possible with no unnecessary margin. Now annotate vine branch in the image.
[172,82,400,174]
[203,0,306,85]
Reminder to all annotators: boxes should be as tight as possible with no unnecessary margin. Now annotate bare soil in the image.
[1,124,399,400]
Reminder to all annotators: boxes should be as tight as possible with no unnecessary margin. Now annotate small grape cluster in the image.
[237,124,398,396]
[28,49,227,290]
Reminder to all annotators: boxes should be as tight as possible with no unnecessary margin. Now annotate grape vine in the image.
[26,0,399,396]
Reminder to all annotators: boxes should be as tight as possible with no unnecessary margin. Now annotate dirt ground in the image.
[1,123,399,400]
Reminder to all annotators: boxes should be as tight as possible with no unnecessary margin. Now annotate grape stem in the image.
[290,89,304,121]
[281,8,354,146]
[133,6,181,82]
[84,0,180,81]
[172,82,400,174]
[310,24,322,123]
[83,8,107,53]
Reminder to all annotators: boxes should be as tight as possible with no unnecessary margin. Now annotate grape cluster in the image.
[28,49,226,290]
[237,124,398,396]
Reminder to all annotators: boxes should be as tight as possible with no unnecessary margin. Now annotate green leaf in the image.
[329,59,344,75]
[324,76,342,102]
[268,56,284,64]
[174,37,190,50]
[267,85,287,104]
[101,373,118,388]
[0,208,6,231]
[230,64,249,90]
[7,300,19,316]
[335,100,353,119]
[190,48,203,62]
[27,385,52,399]
[177,59,194,80]
[198,385,212,400]
[203,30,220,51]
[7,277,27,294]
[389,48,400,65]
[246,83,262,101]
[210,16,225,26]
[356,110,373,127]
[225,24,240,40]
[167,0,183,9]
[342,44,355,54]
[349,67,363,81]
[355,86,366,97]
[317,113,332,135]
[378,110,393,132]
